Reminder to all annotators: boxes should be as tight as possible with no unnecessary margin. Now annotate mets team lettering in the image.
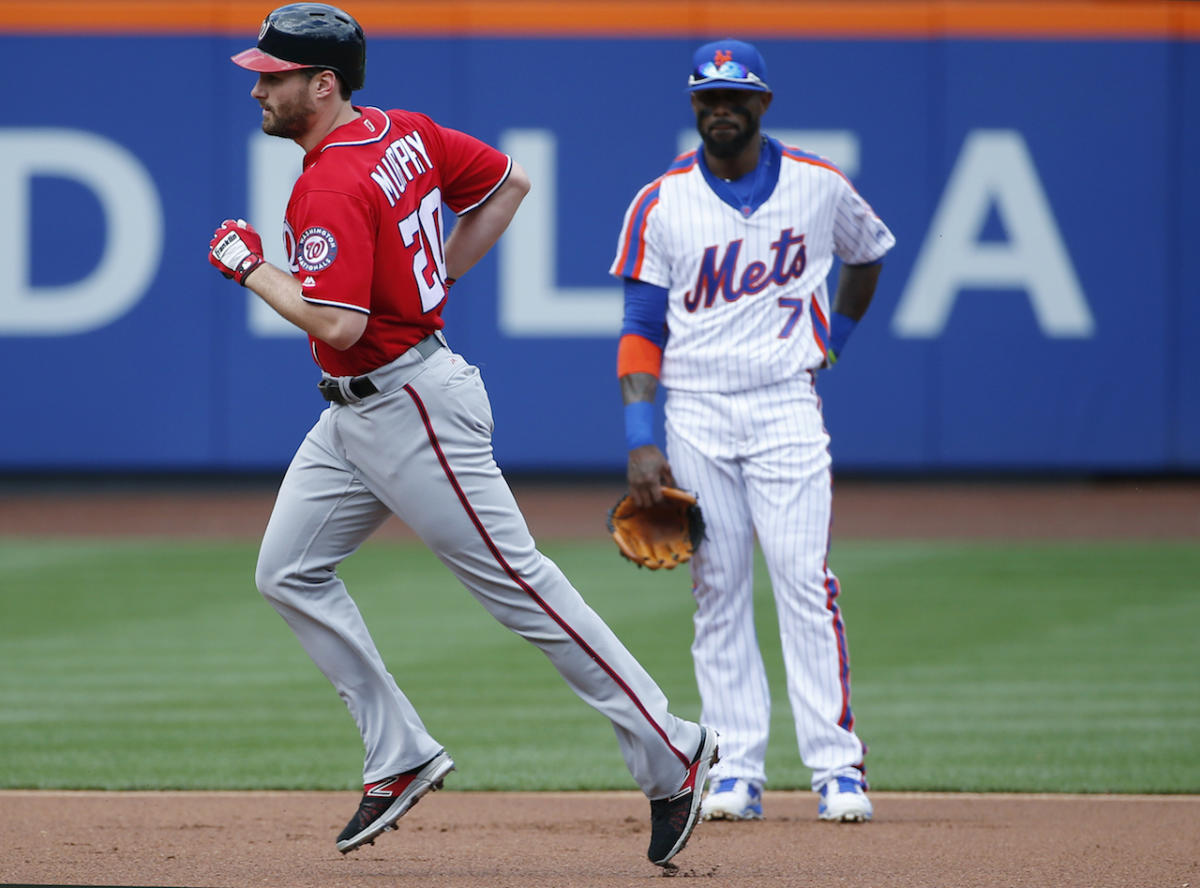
[611,139,896,393]
[684,229,807,310]
[371,130,434,205]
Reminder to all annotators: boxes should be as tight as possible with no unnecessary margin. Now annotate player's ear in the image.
[758,90,773,113]
[313,69,339,100]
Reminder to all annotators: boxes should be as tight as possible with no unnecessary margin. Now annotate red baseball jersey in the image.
[283,105,512,377]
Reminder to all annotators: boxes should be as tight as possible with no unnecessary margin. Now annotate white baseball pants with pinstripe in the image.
[254,339,702,798]
[666,372,867,791]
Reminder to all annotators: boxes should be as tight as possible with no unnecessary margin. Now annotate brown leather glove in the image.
[606,486,706,569]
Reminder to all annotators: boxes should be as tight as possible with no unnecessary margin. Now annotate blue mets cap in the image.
[687,39,771,93]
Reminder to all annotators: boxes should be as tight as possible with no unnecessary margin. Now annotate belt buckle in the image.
[317,378,345,404]
[350,376,378,399]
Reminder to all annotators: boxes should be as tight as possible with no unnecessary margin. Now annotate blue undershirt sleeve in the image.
[620,278,669,348]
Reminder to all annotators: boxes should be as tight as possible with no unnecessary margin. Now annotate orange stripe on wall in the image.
[3,1,1200,38]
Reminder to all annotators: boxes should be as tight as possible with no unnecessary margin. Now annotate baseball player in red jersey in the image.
[611,40,895,824]
[207,4,716,866]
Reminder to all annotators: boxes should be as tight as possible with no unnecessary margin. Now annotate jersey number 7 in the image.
[777,294,814,338]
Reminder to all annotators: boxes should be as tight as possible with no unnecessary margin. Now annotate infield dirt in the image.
[4,789,1198,887]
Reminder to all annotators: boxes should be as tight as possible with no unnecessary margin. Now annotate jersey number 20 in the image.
[398,187,449,313]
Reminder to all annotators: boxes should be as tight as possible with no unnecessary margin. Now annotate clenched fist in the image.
[209,218,265,285]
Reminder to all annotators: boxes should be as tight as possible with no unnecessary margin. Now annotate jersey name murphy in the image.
[370,130,434,205]
[685,228,806,311]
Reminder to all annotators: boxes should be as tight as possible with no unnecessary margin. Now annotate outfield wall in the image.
[2,2,1198,473]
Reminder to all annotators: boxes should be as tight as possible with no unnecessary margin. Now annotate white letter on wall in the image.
[247,132,304,336]
[893,130,1093,338]
[498,129,622,336]
[498,128,861,338]
[0,129,162,335]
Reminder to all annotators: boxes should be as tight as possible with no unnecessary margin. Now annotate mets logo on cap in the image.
[298,226,338,272]
[688,39,770,92]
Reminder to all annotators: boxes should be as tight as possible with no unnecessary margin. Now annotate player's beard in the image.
[697,107,760,159]
[260,93,317,140]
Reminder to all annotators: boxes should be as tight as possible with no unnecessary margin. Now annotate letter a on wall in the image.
[892,129,1094,339]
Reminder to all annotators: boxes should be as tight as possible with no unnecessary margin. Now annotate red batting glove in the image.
[209,218,265,285]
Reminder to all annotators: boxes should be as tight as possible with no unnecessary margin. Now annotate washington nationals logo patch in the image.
[297,226,338,272]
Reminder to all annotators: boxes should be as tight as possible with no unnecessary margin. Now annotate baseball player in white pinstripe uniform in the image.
[611,39,895,823]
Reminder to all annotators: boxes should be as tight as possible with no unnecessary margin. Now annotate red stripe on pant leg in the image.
[404,383,690,767]
[814,379,855,733]
[822,568,855,732]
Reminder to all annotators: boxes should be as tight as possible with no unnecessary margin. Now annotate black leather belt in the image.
[318,374,378,404]
[317,334,443,405]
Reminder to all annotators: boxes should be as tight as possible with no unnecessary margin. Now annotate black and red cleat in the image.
[336,750,455,853]
[647,727,719,866]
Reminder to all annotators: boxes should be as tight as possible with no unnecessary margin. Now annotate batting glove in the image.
[209,218,265,285]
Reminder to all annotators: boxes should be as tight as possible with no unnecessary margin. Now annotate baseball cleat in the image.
[647,726,719,866]
[701,777,763,821]
[817,774,873,822]
[336,750,455,853]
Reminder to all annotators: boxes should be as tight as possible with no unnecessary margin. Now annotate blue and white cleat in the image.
[701,777,764,821]
[817,774,873,822]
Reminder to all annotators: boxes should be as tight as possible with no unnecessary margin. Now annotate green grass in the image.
[1,537,1197,793]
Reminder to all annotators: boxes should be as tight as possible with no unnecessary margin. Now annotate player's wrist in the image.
[235,253,265,286]
[624,400,655,451]
[828,311,858,361]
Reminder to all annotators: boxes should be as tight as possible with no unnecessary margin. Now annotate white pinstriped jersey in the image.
[611,136,895,393]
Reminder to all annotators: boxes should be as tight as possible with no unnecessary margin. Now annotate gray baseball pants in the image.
[255,335,700,796]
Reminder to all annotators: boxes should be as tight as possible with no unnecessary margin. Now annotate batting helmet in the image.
[232,3,366,92]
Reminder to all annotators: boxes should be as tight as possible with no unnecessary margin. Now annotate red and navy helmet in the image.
[232,3,366,92]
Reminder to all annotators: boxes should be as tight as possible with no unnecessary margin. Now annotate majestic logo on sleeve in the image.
[683,228,808,312]
[297,226,338,272]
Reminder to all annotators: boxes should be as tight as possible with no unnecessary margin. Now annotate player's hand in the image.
[627,444,676,508]
[209,218,265,285]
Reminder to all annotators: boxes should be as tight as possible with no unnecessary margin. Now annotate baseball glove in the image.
[606,487,706,570]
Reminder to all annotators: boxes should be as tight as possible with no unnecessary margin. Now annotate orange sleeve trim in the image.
[3,2,1199,38]
[617,334,663,379]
